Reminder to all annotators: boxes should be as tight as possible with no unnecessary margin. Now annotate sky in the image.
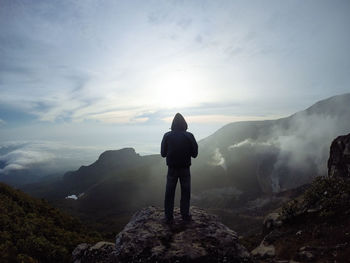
[0,0,350,174]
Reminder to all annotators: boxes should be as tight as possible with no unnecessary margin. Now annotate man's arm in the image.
[161,134,168,157]
[190,133,198,158]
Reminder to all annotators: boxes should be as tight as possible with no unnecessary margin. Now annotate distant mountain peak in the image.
[98,147,138,161]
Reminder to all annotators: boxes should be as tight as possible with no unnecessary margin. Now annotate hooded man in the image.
[161,113,198,223]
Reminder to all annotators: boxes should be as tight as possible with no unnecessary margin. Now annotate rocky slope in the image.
[72,206,252,262]
[244,132,350,262]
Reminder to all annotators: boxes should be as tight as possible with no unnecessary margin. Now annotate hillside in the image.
[243,132,350,262]
[0,183,101,263]
[191,93,350,196]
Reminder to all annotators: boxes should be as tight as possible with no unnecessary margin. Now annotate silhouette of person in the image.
[161,113,198,223]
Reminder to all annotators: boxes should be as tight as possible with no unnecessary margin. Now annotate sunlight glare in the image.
[153,70,198,109]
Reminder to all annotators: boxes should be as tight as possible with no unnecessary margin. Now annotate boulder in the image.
[113,206,252,262]
[263,212,282,233]
[73,206,252,262]
[328,133,350,178]
[72,242,115,263]
[251,241,275,258]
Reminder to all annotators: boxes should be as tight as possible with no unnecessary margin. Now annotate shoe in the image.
[164,217,174,225]
[182,214,192,222]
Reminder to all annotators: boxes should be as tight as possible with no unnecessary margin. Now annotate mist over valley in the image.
[15,93,350,236]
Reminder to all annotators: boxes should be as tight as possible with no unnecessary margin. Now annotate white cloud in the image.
[0,141,104,175]
[65,195,78,200]
[228,139,273,150]
[0,0,349,149]
[0,119,5,126]
[88,110,149,124]
[210,148,226,170]
[162,114,282,125]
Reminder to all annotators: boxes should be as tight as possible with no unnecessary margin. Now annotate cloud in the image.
[0,146,54,174]
[162,114,281,124]
[0,141,103,176]
[0,119,5,126]
[1,0,349,148]
[88,110,149,124]
[65,194,78,200]
[210,148,226,170]
[223,101,350,192]
[228,139,274,150]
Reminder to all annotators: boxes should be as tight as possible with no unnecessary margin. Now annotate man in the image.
[161,113,198,224]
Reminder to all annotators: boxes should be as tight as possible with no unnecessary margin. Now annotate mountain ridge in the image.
[21,93,350,238]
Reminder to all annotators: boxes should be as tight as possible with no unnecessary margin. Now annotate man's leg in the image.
[179,168,191,219]
[164,168,178,221]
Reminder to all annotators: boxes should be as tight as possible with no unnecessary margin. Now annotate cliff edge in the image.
[73,206,252,262]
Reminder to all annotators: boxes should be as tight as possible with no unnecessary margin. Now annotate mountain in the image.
[191,93,350,196]
[0,182,101,263]
[23,148,166,235]
[23,93,350,236]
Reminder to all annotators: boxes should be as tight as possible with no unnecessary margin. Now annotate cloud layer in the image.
[0,141,103,176]
[1,0,349,129]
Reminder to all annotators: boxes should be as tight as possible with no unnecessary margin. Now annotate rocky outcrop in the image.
[73,206,252,263]
[328,133,350,178]
[262,212,282,234]
[72,242,115,263]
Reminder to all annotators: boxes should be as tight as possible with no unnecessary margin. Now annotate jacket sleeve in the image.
[190,133,198,158]
[161,134,167,157]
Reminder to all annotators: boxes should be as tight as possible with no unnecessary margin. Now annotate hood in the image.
[171,113,188,131]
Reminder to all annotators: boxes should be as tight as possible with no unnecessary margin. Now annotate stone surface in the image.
[72,241,115,263]
[296,250,315,261]
[113,206,252,262]
[263,212,282,233]
[251,241,276,258]
[328,133,350,178]
[73,206,252,262]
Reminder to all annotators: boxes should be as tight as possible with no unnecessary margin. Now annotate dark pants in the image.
[164,167,191,220]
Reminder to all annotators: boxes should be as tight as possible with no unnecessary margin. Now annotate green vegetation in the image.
[0,183,101,263]
[281,176,350,221]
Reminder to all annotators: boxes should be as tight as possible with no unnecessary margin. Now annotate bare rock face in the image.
[262,212,282,234]
[328,133,350,178]
[72,242,115,263]
[73,206,252,262]
[113,206,252,262]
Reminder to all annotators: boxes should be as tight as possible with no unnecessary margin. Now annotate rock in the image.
[72,243,90,261]
[72,206,252,262]
[263,212,282,233]
[251,229,281,259]
[251,241,275,258]
[296,246,317,262]
[113,206,252,262]
[263,230,283,244]
[72,241,115,263]
[328,133,350,178]
[297,250,315,261]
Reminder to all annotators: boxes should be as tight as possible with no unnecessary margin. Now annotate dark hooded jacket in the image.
[161,113,198,168]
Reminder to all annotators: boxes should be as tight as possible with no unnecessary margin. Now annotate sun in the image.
[153,69,198,109]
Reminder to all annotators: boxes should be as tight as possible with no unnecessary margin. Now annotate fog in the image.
[204,94,350,193]
[0,141,104,184]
